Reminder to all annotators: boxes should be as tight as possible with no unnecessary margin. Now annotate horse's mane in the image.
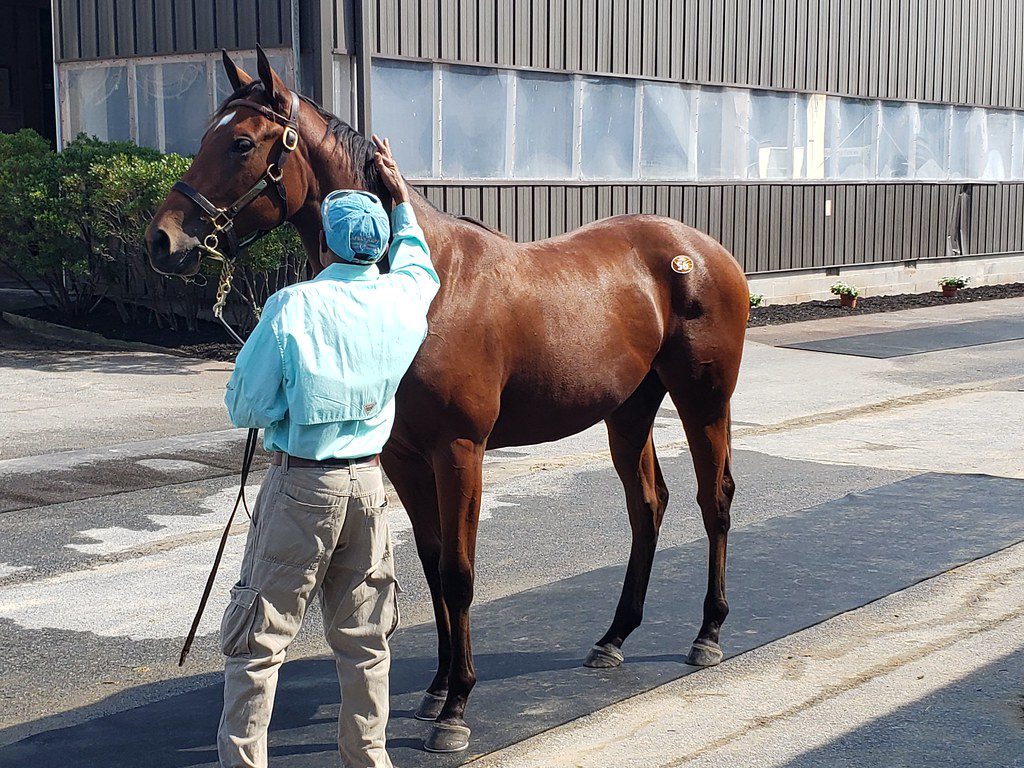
[215,82,510,240]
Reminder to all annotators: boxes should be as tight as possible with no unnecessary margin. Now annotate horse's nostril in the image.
[147,227,173,266]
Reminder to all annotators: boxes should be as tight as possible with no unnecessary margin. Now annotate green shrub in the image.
[938,275,970,289]
[0,129,303,331]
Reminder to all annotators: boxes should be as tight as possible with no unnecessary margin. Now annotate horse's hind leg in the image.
[674,397,735,667]
[380,445,450,720]
[585,372,669,669]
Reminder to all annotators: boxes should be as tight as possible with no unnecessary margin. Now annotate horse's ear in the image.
[222,49,253,92]
[256,44,290,111]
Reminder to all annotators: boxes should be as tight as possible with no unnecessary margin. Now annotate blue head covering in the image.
[321,190,390,265]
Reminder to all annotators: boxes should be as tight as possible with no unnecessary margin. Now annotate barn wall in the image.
[366,0,1024,111]
[416,182,1024,274]
[54,0,294,60]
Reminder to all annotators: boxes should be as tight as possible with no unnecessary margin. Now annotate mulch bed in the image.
[21,300,242,361]
[11,283,1024,360]
[748,282,1024,327]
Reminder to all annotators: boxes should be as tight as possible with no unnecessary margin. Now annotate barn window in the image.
[370,59,434,177]
[513,71,575,179]
[640,82,697,179]
[579,77,638,179]
[58,49,295,155]
[877,102,914,179]
[440,67,511,178]
[824,97,877,180]
[912,104,951,180]
[136,60,209,156]
[63,64,131,143]
[695,87,749,180]
[368,57,1024,184]
[747,91,809,179]
[982,110,1014,181]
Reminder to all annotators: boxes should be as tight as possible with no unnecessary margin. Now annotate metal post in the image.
[50,0,63,149]
[353,0,373,135]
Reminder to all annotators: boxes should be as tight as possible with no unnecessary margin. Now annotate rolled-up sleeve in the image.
[384,203,440,310]
[224,297,287,429]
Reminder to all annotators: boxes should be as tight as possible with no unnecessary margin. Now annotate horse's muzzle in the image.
[146,223,202,276]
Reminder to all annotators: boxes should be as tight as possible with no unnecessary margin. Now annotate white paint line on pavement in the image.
[0,537,246,640]
[0,429,245,476]
[135,458,211,472]
[0,563,32,579]
[469,542,1024,768]
[67,484,263,556]
[0,476,537,640]
[735,390,1024,479]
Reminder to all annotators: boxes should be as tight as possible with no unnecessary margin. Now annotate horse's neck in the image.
[299,137,465,272]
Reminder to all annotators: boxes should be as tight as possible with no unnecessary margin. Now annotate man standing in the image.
[218,136,438,768]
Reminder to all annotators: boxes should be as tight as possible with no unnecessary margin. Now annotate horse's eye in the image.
[232,138,255,154]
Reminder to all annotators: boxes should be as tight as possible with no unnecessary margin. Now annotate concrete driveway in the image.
[0,298,1022,767]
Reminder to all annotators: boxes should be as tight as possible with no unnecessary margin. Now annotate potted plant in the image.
[749,293,765,308]
[830,281,861,309]
[938,275,970,298]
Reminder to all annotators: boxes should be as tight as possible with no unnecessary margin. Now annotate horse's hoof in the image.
[423,721,471,753]
[414,690,447,721]
[583,643,625,669]
[686,639,724,667]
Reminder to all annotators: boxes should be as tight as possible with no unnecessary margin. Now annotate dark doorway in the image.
[0,0,56,146]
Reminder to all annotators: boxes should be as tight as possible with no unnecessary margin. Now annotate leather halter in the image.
[172,89,301,262]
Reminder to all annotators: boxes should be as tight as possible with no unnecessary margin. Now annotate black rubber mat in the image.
[3,472,1024,767]
[781,318,1024,358]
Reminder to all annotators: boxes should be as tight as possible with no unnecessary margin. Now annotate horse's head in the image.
[146,47,311,276]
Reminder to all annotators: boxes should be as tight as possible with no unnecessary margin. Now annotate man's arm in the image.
[224,297,288,428]
[386,203,440,306]
[372,134,440,308]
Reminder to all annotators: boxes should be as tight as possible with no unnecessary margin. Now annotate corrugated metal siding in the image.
[55,0,293,60]
[416,183,1024,273]
[371,0,1024,109]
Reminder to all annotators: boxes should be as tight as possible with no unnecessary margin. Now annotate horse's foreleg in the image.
[380,447,449,720]
[423,437,485,754]
[586,374,668,669]
[676,399,734,668]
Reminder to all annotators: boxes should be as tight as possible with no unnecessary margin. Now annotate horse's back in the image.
[401,212,748,448]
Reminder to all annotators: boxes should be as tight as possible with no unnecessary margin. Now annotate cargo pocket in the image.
[386,574,402,640]
[221,585,260,657]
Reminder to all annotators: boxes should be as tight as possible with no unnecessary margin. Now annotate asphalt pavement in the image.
[0,298,1022,767]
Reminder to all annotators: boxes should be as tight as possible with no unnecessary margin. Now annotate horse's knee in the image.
[697,488,731,535]
[440,559,475,610]
[722,471,736,502]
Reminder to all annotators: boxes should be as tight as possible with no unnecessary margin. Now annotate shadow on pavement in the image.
[2,472,1024,767]
[780,647,1024,768]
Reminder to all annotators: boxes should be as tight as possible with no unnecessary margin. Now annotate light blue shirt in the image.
[224,203,439,459]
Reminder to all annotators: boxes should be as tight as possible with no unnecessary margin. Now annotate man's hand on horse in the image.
[372,135,409,207]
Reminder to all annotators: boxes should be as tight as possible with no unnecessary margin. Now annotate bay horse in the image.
[146,48,749,754]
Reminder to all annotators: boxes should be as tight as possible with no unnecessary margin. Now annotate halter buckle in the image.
[282,127,299,152]
[211,211,233,232]
[267,163,284,183]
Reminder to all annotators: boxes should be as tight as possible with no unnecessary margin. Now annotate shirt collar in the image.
[314,261,381,282]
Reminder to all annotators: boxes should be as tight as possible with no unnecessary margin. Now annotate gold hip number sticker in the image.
[671,255,694,274]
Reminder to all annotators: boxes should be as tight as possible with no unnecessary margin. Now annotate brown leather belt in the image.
[272,451,380,468]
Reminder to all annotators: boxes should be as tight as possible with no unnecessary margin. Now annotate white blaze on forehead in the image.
[214,110,237,131]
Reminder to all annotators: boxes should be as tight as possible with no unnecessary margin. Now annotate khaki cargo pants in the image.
[217,459,399,768]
